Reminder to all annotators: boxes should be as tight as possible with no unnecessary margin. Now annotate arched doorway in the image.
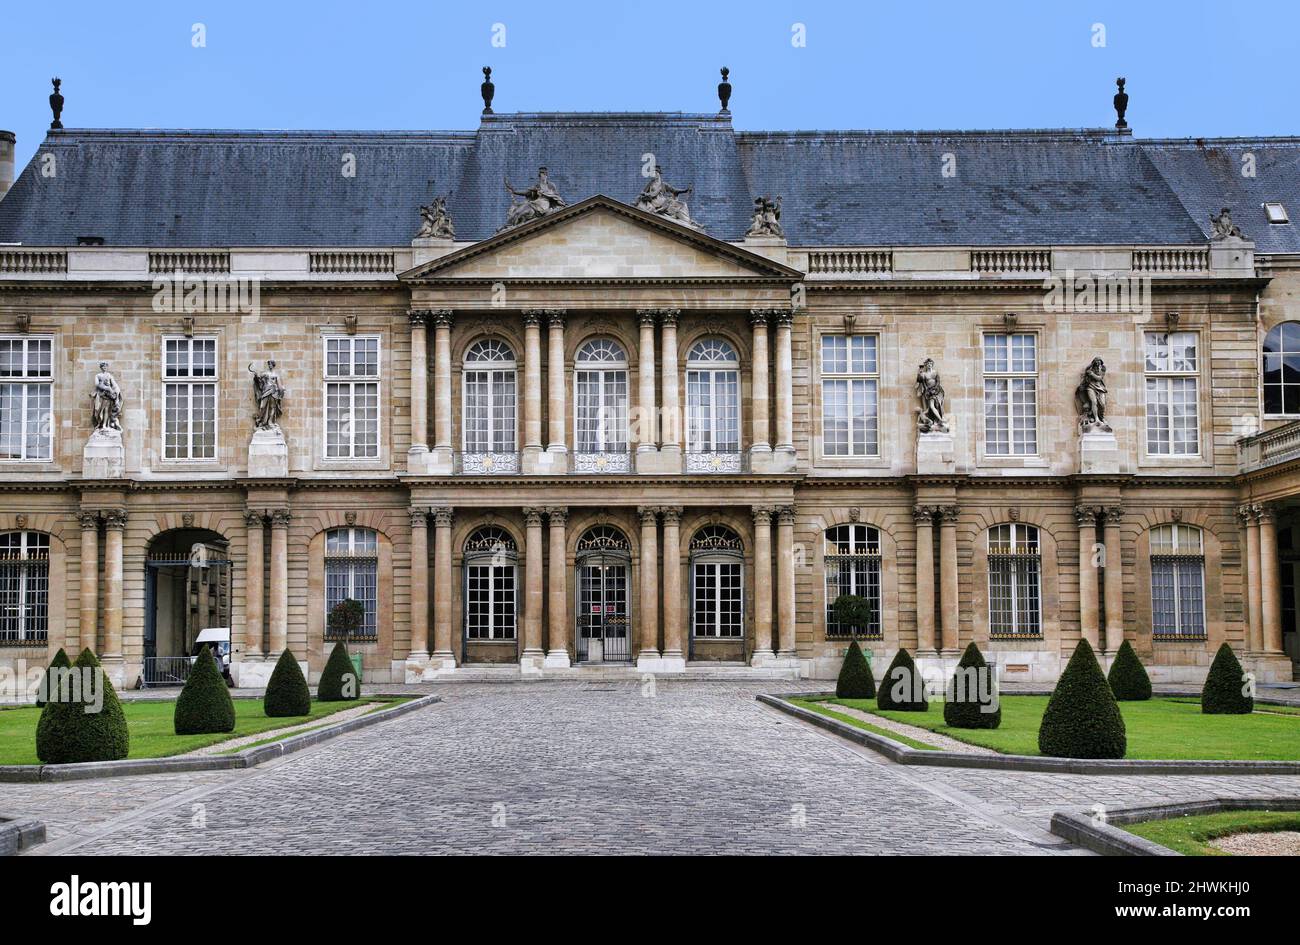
[461,525,519,664]
[144,528,230,685]
[575,525,632,663]
[688,524,745,661]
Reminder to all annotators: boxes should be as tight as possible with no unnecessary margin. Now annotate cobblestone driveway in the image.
[9,681,1300,855]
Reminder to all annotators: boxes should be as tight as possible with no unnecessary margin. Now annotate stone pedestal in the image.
[751,447,796,474]
[543,649,572,670]
[410,236,457,268]
[636,653,686,674]
[247,428,289,478]
[1209,237,1254,273]
[82,429,124,478]
[916,431,955,474]
[1079,430,1119,474]
[635,448,681,474]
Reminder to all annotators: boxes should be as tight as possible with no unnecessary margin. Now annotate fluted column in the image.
[937,505,959,653]
[638,506,660,660]
[1102,507,1124,653]
[751,507,774,661]
[660,507,683,665]
[1258,504,1285,655]
[432,310,453,459]
[243,511,265,660]
[636,310,658,453]
[78,512,99,654]
[659,310,681,459]
[544,508,570,667]
[431,507,454,662]
[546,311,567,455]
[1076,505,1100,649]
[773,310,795,458]
[749,310,771,456]
[776,505,797,658]
[102,509,126,661]
[522,507,545,665]
[913,506,936,654]
[408,508,429,659]
[268,509,290,656]
[408,310,429,463]
[522,311,544,455]
[1240,505,1263,653]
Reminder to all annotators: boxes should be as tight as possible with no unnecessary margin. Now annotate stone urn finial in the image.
[1113,77,1128,130]
[717,67,732,113]
[49,77,64,130]
[481,67,495,115]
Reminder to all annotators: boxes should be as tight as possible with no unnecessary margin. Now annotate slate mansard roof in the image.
[1,111,1298,252]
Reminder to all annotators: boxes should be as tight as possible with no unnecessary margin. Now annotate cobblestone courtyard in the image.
[9,682,1300,855]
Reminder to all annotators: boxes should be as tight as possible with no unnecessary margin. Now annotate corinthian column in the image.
[660,507,684,668]
[522,507,545,670]
[408,310,430,468]
[243,510,265,660]
[1258,504,1286,655]
[431,309,454,470]
[659,310,681,466]
[102,509,126,662]
[78,512,99,654]
[773,310,795,464]
[751,506,775,663]
[522,312,544,459]
[776,506,797,659]
[544,508,570,668]
[937,506,959,653]
[749,310,771,459]
[1076,505,1100,649]
[431,507,455,665]
[637,506,660,663]
[1102,507,1124,653]
[636,310,658,454]
[408,509,429,660]
[1240,505,1263,652]
[268,509,290,656]
[913,506,936,655]
[546,310,567,457]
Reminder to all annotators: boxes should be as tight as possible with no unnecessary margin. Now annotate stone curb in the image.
[0,816,46,856]
[1050,797,1300,856]
[0,694,440,783]
[759,692,1300,775]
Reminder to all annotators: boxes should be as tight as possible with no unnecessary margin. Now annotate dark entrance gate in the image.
[144,537,231,686]
[574,525,632,663]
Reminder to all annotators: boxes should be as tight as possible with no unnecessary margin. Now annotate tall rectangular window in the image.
[324,336,380,459]
[983,333,1037,455]
[821,334,879,456]
[0,531,49,643]
[1150,525,1206,638]
[324,527,378,639]
[1144,331,1199,456]
[0,338,53,461]
[163,337,217,460]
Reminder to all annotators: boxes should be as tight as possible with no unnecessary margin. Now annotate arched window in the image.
[690,526,744,639]
[575,526,632,663]
[824,524,882,639]
[464,526,517,641]
[1263,322,1300,416]
[686,338,741,472]
[1150,524,1206,639]
[574,339,630,472]
[324,528,378,640]
[0,531,49,643]
[988,523,1041,638]
[462,339,518,473]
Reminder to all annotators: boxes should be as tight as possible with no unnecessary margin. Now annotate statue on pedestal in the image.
[1075,357,1112,433]
[915,358,949,433]
[1210,207,1246,241]
[415,196,455,239]
[501,167,567,230]
[635,165,696,228]
[90,362,122,432]
[249,360,286,433]
[746,195,784,238]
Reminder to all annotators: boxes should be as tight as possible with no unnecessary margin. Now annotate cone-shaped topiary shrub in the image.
[1107,640,1152,701]
[34,647,71,708]
[35,648,129,764]
[264,649,311,717]
[174,646,236,734]
[1038,639,1126,758]
[1201,642,1253,714]
[835,639,876,699]
[318,641,360,702]
[943,642,1001,729]
[876,648,928,711]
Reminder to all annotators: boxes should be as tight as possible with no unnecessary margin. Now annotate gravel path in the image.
[814,700,999,755]
[1210,830,1300,855]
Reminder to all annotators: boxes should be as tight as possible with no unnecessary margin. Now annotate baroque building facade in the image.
[0,109,1297,687]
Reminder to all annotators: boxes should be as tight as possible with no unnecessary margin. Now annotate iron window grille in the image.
[1150,524,1207,639]
[0,531,49,645]
[824,524,883,639]
[324,527,379,641]
[987,523,1042,639]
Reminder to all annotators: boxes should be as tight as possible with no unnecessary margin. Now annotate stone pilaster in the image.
[637,506,661,664]
[1075,505,1100,650]
[773,310,796,468]
[544,507,570,668]
[408,508,429,660]
[243,510,265,660]
[913,506,936,655]
[521,507,546,672]
[749,310,772,462]
[636,310,658,456]
[1102,506,1124,653]
[268,509,290,657]
[659,506,685,670]
[522,312,544,464]
[1258,504,1285,655]
[101,509,126,662]
[77,511,99,654]
[750,506,775,664]
[1240,504,1263,653]
[937,505,959,654]
[659,310,682,465]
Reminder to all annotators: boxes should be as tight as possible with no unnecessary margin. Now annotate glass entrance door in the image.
[576,560,630,662]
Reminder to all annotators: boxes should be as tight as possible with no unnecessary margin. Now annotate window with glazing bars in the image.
[988,523,1041,637]
[692,562,743,637]
[462,340,517,453]
[0,531,49,644]
[324,336,380,458]
[686,339,740,452]
[821,335,879,456]
[464,527,517,640]
[324,527,378,639]
[1144,331,1199,455]
[0,338,53,461]
[1150,524,1206,638]
[163,337,217,460]
[983,333,1038,455]
[574,339,628,453]
[824,524,882,638]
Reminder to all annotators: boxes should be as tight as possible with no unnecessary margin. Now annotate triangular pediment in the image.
[400,195,800,282]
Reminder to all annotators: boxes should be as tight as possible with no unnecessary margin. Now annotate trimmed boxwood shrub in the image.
[876,648,927,711]
[1201,642,1253,715]
[1107,640,1152,701]
[1038,639,1127,759]
[35,648,130,764]
[264,649,311,717]
[943,642,1001,729]
[835,639,876,699]
[318,641,360,702]
[174,646,236,734]
[34,647,71,708]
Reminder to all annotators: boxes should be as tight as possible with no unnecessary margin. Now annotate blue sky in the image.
[4,0,1298,167]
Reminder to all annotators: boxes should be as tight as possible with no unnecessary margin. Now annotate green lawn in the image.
[1124,810,1300,855]
[0,697,386,766]
[790,699,938,751]
[814,696,1300,761]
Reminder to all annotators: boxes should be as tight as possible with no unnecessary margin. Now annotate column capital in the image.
[544,506,568,526]
[912,505,935,525]
[934,505,959,524]
[243,510,266,528]
[1255,503,1278,524]
[636,309,660,327]
[775,505,797,525]
[1238,503,1258,526]
[408,508,429,529]
[637,506,660,525]
[1073,504,1099,527]
[749,308,776,327]
[752,505,775,526]
[546,309,567,329]
[521,310,544,328]
[656,309,681,328]
[428,309,454,328]
[431,506,454,528]
[1101,505,1124,526]
[408,309,431,328]
[772,309,795,329]
[659,506,683,525]
[269,508,292,528]
[103,508,128,530]
[522,507,545,527]
[78,510,100,529]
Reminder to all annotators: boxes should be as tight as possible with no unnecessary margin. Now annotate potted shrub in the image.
[327,597,366,642]
[831,593,875,641]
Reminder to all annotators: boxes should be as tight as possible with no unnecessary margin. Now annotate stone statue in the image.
[915,358,949,433]
[1075,357,1112,433]
[90,362,122,432]
[746,195,784,238]
[249,360,286,432]
[635,165,696,227]
[501,167,567,230]
[1210,207,1245,241]
[1113,77,1128,130]
[415,196,455,239]
[49,77,64,130]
